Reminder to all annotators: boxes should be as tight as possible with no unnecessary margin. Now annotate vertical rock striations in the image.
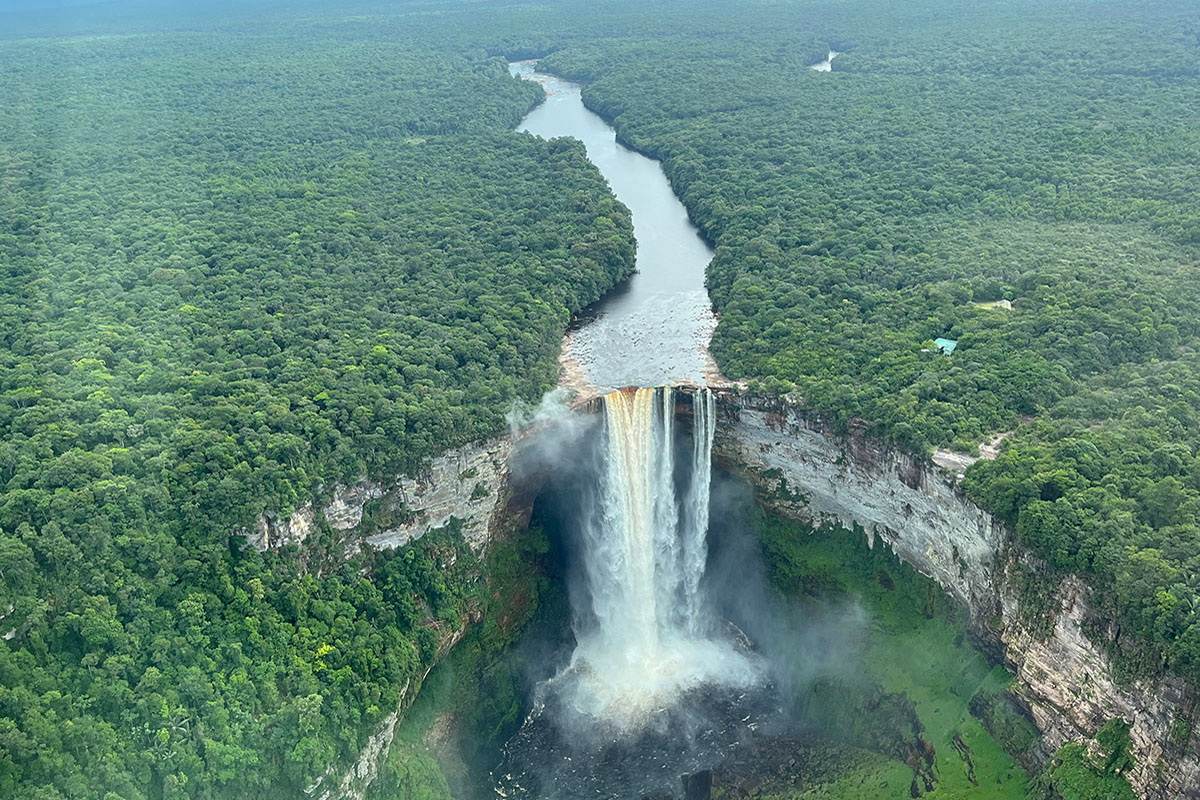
[239,435,522,558]
[241,389,1200,799]
[712,391,1200,800]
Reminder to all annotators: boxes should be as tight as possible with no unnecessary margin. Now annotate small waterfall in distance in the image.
[562,386,758,729]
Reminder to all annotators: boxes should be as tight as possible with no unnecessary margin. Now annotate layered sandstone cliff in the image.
[240,388,1199,799]
[710,391,1199,799]
[241,434,520,557]
[240,432,533,800]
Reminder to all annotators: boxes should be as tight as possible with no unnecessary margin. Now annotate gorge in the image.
[290,389,1199,799]
[8,4,1200,800]
[274,59,1200,800]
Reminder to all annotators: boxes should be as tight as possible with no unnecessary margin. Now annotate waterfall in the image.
[682,387,714,634]
[584,387,708,653]
[583,387,676,657]
[563,386,755,728]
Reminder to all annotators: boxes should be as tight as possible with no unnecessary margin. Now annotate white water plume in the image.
[559,386,759,729]
[682,387,714,634]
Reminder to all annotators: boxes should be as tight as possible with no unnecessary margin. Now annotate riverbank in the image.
[510,60,719,393]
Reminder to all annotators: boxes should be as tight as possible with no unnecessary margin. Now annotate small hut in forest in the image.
[934,338,958,355]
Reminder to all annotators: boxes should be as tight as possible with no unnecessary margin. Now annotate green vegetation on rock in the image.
[1040,719,1137,800]
[755,509,1032,798]
[368,524,563,800]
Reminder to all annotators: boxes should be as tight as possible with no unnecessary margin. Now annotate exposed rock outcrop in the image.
[1001,574,1200,798]
[243,387,1200,799]
[240,435,521,558]
[365,436,516,552]
[243,504,316,550]
[709,395,1006,623]
[240,433,532,800]
[324,481,384,532]
[711,391,1200,799]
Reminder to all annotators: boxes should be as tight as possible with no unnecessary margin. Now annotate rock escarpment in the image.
[241,388,1199,799]
[240,432,535,800]
[241,434,522,558]
[711,391,1199,799]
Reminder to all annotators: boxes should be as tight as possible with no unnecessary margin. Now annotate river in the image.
[509,60,717,393]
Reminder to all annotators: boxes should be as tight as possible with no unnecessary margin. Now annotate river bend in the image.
[509,60,717,393]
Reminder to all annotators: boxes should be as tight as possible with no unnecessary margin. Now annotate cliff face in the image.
[712,391,1200,799]
[306,621,470,800]
[708,394,1007,623]
[241,432,532,800]
[241,434,522,557]
[241,390,1199,798]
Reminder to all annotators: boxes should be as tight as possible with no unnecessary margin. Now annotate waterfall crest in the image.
[563,386,757,728]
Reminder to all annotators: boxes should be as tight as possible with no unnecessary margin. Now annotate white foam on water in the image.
[561,387,758,729]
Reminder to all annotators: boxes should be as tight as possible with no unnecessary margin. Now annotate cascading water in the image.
[682,387,715,635]
[582,388,698,654]
[566,387,757,726]
[495,387,767,798]
[495,63,783,799]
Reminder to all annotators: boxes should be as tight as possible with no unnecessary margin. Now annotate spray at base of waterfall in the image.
[551,387,760,732]
[553,631,761,733]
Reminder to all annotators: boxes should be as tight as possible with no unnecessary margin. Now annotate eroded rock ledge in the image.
[709,390,1200,800]
[240,434,523,558]
[238,432,536,800]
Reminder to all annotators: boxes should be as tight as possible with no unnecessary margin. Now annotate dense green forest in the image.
[3,0,1200,797]
[0,3,635,797]
[538,0,1200,682]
